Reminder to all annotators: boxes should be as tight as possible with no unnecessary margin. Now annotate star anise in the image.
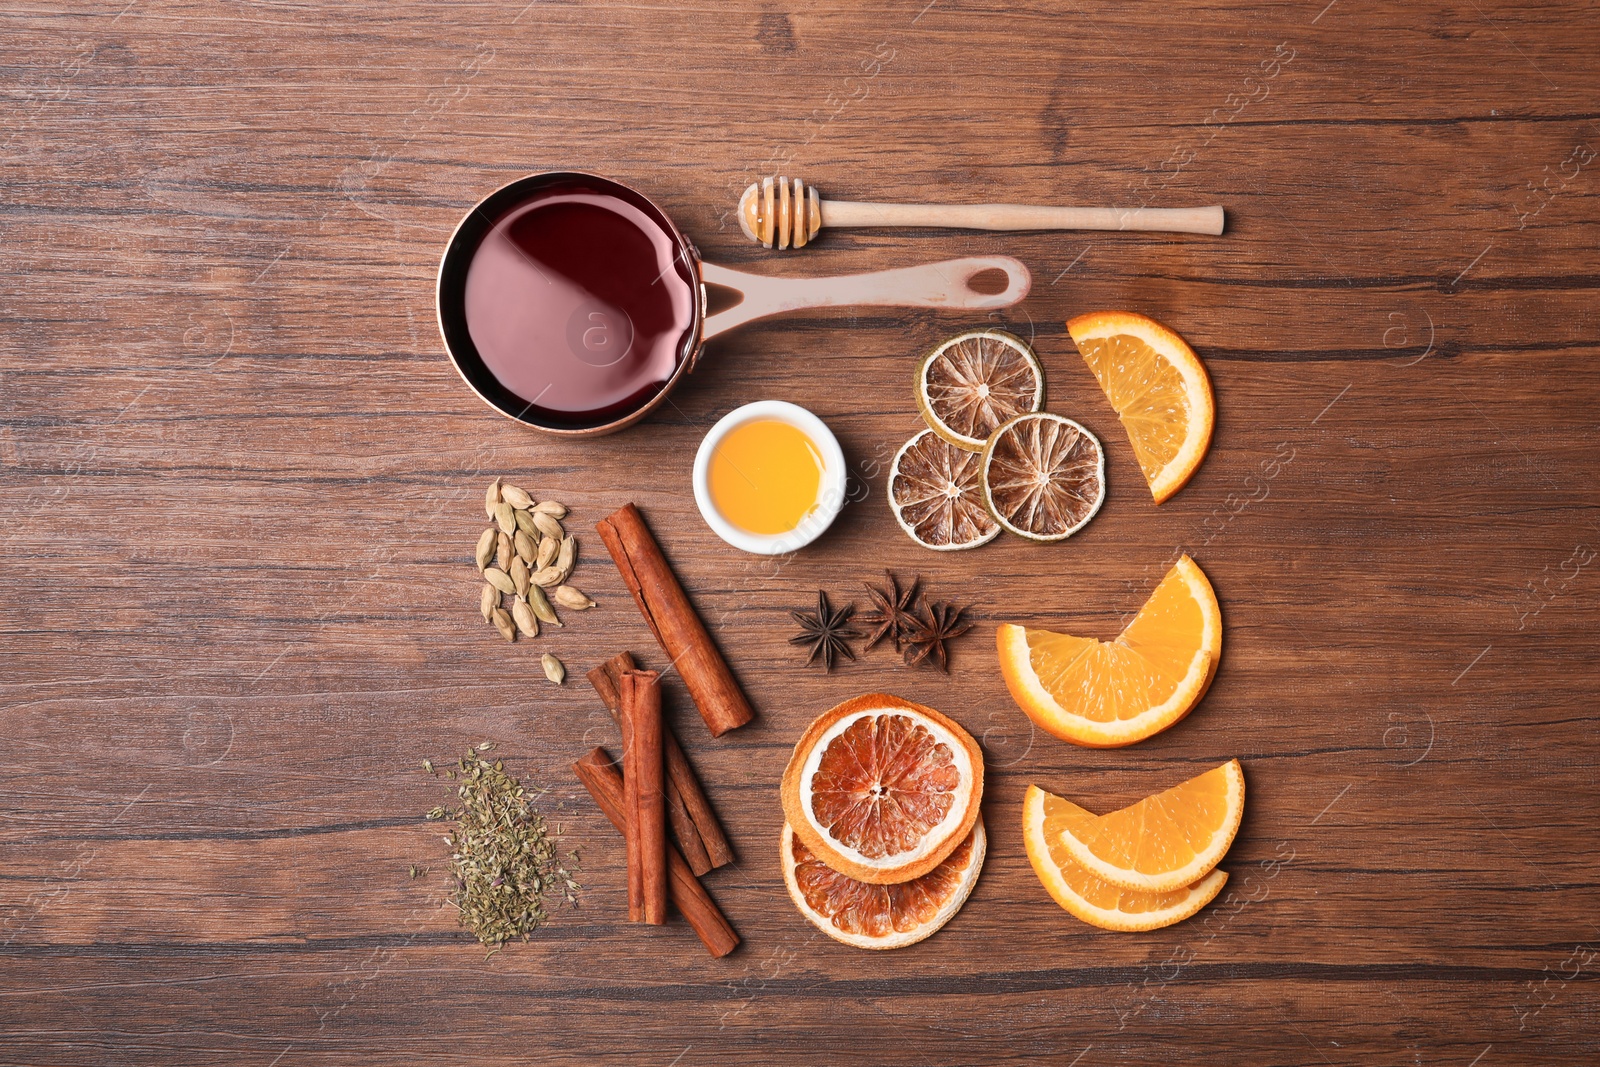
[901,597,972,672]
[858,570,922,652]
[789,590,860,671]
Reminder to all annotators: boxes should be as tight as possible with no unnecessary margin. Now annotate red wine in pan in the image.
[462,180,698,428]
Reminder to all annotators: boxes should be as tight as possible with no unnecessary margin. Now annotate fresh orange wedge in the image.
[1051,760,1245,892]
[1068,311,1214,504]
[1022,786,1226,931]
[996,555,1222,747]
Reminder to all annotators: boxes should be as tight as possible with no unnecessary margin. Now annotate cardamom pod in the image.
[533,501,568,519]
[511,598,539,638]
[490,607,516,642]
[532,511,565,540]
[485,477,502,518]
[552,584,595,610]
[479,582,497,622]
[474,528,496,572]
[555,534,576,574]
[513,508,538,538]
[513,529,537,564]
[501,483,533,509]
[495,532,513,572]
[535,535,558,569]
[527,583,561,627]
[510,556,531,599]
[541,653,565,685]
[494,501,517,536]
[529,565,563,588]
[483,567,516,596]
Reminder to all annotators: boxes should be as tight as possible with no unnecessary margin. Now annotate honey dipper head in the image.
[738,177,822,249]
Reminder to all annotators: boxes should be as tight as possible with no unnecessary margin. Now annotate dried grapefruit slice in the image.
[888,429,1001,550]
[915,329,1044,451]
[1022,786,1225,931]
[1068,311,1214,504]
[979,413,1106,542]
[781,693,984,884]
[782,816,985,949]
[1052,760,1245,893]
[996,555,1221,746]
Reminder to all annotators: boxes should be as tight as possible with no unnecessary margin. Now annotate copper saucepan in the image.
[437,172,1031,436]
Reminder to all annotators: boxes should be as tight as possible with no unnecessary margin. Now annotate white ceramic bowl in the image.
[693,400,846,555]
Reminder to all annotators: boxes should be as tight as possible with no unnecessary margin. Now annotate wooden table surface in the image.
[4,1,1599,1063]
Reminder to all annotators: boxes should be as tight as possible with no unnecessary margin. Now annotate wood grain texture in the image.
[2,0,1598,1063]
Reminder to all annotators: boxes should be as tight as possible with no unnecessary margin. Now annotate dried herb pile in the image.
[425,743,580,949]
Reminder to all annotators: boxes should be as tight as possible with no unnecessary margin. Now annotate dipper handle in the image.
[738,177,1224,249]
[823,199,1225,236]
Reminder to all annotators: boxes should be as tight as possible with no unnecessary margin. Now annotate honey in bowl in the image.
[707,419,825,535]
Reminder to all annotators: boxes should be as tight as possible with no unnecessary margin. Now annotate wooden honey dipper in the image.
[739,176,1225,249]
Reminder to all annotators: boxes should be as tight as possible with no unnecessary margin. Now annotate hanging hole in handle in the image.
[703,280,745,316]
[967,268,1011,296]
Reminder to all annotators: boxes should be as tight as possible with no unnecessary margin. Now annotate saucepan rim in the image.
[435,170,706,436]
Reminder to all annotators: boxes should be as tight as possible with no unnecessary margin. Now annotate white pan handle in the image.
[699,255,1030,340]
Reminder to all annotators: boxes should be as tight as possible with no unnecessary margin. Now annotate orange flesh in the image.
[809,714,958,859]
[1025,562,1209,722]
[793,829,975,937]
[1069,764,1237,875]
[1039,792,1210,915]
[1077,333,1190,482]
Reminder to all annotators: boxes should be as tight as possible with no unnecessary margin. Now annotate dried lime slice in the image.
[980,413,1105,542]
[915,330,1044,451]
[888,429,1002,550]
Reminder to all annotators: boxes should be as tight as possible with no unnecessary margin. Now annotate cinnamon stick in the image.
[589,652,734,873]
[572,748,739,959]
[596,504,755,737]
[621,669,668,925]
[589,654,709,874]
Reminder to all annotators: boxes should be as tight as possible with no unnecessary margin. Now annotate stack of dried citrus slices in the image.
[888,314,1215,548]
[779,695,986,949]
[893,329,1104,547]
